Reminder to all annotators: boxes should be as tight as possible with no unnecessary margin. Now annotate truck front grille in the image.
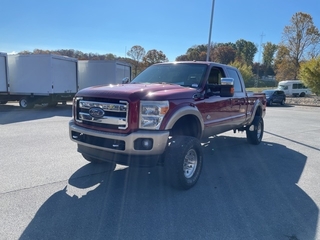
[75,98,129,130]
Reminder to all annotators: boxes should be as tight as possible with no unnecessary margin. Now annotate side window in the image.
[208,67,225,85]
[226,68,242,92]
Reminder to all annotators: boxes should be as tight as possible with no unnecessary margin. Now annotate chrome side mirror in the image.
[221,78,234,86]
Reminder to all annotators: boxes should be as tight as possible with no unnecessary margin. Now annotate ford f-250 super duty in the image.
[69,61,266,190]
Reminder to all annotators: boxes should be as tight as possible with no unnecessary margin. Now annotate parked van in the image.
[277,80,311,97]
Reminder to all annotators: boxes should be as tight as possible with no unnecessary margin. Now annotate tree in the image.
[274,45,296,80]
[262,42,278,75]
[176,44,211,61]
[143,49,168,67]
[299,56,320,95]
[235,39,258,65]
[281,12,320,79]
[212,44,236,64]
[229,61,254,85]
[127,45,146,77]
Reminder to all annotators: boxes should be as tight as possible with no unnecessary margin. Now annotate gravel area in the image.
[286,95,320,107]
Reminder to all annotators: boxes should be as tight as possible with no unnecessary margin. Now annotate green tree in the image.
[143,49,168,67]
[299,56,320,95]
[262,42,278,75]
[235,39,258,65]
[127,45,146,77]
[229,61,254,85]
[281,12,320,79]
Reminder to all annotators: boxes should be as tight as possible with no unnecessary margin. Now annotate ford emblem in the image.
[89,107,105,118]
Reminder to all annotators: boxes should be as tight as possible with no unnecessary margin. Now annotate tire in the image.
[269,100,273,106]
[81,154,116,169]
[246,116,264,145]
[165,136,203,190]
[299,92,306,97]
[280,99,285,105]
[19,98,34,109]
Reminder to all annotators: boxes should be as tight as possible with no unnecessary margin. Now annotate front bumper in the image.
[69,120,169,165]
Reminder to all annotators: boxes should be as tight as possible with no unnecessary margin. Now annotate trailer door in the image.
[0,55,7,92]
[52,58,77,94]
[116,63,131,84]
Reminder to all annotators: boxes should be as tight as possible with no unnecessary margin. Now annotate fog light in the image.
[134,138,153,150]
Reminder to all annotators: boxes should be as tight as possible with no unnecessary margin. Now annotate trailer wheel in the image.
[19,98,34,109]
[246,116,264,145]
[81,154,116,170]
[165,136,203,190]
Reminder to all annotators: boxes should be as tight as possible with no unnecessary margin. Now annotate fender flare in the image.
[247,99,265,125]
[164,105,204,137]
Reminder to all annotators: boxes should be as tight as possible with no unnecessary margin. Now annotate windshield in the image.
[131,63,208,88]
[278,84,288,90]
[262,90,274,96]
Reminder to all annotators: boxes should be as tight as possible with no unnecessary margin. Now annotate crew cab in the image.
[69,61,266,189]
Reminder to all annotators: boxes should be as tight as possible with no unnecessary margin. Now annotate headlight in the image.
[140,101,169,129]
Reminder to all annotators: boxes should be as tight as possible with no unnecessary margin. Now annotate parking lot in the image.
[0,103,320,240]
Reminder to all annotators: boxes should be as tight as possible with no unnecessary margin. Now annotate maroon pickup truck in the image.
[69,61,266,189]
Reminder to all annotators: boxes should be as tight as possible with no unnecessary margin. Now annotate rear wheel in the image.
[165,136,203,190]
[299,92,306,97]
[19,98,35,109]
[246,116,264,145]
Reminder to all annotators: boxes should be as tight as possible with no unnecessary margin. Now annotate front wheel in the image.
[165,136,203,190]
[246,116,264,145]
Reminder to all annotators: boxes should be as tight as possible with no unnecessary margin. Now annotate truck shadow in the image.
[20,138,318,240]
[0,103,72,124]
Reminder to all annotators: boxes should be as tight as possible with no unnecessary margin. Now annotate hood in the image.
[76,83,198,101]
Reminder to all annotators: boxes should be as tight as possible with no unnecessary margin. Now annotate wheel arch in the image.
[164,106,204,139]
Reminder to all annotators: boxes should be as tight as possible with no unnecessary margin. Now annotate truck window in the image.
[208,67,225,85]
[226,68,243,92]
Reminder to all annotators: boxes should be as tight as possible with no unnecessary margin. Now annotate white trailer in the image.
[78,60,131,90]
[0,54,78,108]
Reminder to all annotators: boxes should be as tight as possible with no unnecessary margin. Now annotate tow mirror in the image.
[220,78,234,97]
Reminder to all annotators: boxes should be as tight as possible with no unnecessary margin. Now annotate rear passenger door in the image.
[226,67,247,127]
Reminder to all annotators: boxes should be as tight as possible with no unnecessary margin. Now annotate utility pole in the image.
[206,0,215,62]
[255,32,265,87]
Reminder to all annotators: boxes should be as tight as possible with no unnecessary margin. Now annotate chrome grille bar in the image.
[76,99,129,129]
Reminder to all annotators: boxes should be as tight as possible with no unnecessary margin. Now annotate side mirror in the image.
[122,77,130,84]
[220,78,234,97]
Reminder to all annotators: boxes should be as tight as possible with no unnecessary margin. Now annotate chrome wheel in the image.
[183,149,198,178]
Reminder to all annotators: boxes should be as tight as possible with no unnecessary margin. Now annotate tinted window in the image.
[131,63,207,87]
[227,68,242,92]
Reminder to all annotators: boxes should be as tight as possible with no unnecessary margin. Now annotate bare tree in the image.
[127,45,146,77]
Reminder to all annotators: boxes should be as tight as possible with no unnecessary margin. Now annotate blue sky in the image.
[1,0,320,62]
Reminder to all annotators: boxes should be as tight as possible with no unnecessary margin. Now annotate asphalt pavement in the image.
[0,103,319,240]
